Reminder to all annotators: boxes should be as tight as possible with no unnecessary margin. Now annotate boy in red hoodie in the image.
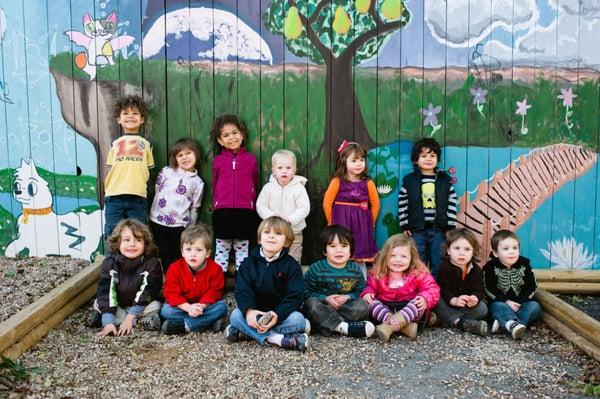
[160,224,227,334]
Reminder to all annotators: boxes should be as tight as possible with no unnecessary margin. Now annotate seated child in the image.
[303,225,374,338]
[361,234,440,342]
[92,219,163,336]
[483,229,541,340]
[256,149,310,263]
[160,224,227,335]
[434,228,488,336]
[225,216,309,351]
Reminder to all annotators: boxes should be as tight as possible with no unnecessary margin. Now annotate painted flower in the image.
[158,198,167,208]
[451,177,458,185]
[470,87,488,105]
[421,103,442,127]
[377,184,392,195]
[448,167,456,174]
[541,237,598,270]
[557,87,576,108]
[515,99,531,116]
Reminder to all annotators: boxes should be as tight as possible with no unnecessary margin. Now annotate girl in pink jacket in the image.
[361,234,440,342]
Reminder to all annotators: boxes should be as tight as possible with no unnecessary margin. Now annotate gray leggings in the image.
[434,298,488,326]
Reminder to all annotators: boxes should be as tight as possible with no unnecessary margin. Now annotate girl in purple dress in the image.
[323,141,380,269]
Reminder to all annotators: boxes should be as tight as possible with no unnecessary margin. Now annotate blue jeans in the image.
[229,308,306,344]
[411,227,445,278]
[104,195,147,241]
[489,300,542,328]
[160,301,228,332]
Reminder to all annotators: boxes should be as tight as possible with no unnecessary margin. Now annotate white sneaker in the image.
[304,318,311,335]
[511,323,526,340]
[491,319,500,334]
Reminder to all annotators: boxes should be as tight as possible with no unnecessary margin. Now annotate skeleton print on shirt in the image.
[494,267,526,296]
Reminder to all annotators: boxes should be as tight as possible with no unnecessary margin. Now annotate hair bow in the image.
[337,139,356,154]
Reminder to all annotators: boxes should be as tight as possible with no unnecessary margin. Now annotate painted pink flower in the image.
[557,87,576,108]
[515,99,531,116]
[448,167,456,174]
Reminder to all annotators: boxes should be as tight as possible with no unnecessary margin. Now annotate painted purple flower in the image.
[164,215,176,225]
[421,103,442,127]
[176,179,187,195]
[515,99,531,116]
[557,87,576,108]
[470,87,488,105]
[158,198,167,208]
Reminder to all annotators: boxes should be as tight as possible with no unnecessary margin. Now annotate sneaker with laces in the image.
[280,333,309,351]
[346,321,375,338]
[304,319,311,335]
[162,319,187,335]
[490,319,500,334]
[138,314,161,331]
[211,317,224,333]
[461,319,488,337]
[224,324,240,342]
[510,323,526,340]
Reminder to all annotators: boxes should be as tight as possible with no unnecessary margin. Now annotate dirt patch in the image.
[0,256,88,323]
[560,295,600,323]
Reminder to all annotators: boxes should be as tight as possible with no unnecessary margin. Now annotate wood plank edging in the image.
[538,282,600,295]
[0,256,103,354]
[542,313,600,363]
[534,270,600,283]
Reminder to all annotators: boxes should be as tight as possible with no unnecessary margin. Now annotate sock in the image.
[369,300,391,323]
[399,300,421,323]
[335,322,349,334]
[214,239,232,272]
[505,320,517,331]
[233,239,249,270]
[266,333,284,346]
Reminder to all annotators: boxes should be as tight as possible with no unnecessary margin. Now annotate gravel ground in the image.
[0,256,88,323]
[0,292,595,399]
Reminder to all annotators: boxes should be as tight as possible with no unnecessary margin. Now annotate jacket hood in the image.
[268,174,307,187]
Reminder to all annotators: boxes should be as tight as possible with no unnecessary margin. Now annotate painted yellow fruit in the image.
[381,0,404,20]
[284,6,303,39]
[332,5,351,35]
[355,0,371,14]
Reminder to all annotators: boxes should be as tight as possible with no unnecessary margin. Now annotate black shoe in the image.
[346,321,375,338]
[89,311,101,328]
[461,319,488,336]
[162,319,187,335]
[280,333,309,351]
[138,314,162,331]
[211,317,224,333]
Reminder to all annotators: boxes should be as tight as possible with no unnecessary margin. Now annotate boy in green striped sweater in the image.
[303,225,374,338]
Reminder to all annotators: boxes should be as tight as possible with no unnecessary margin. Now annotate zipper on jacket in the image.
[232,153,236,207]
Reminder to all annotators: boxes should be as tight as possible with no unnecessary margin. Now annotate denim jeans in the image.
[411,227,445,278]
[161,301,228,332]
[104,195,147,241]
[229,308,306,344]
[303,297,369,333]
[489,300,542,328]
[94,299,161,327]
[434,298,488,326]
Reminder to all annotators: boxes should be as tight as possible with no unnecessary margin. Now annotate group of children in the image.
[91,95,541,351]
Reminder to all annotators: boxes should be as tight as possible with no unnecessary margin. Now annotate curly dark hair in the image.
[106,219,158,257]
[210,113,248,154]
[411,137,441,164]
[113,95,149,120]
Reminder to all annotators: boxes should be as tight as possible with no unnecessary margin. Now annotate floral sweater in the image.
[150,166,204,227]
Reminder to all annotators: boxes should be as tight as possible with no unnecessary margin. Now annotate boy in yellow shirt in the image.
[103,95,154,240]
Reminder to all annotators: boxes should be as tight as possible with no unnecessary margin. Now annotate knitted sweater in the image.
[304,259,366,300]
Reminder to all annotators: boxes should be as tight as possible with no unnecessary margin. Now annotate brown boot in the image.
[375,323,394,343]
[400,322,418,339]
[389,311,408,330]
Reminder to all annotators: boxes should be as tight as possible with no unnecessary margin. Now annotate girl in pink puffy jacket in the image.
[361,234,440,342]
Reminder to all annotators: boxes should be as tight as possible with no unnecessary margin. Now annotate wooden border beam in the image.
[534,270,600,283]
[542,313,600,363]
[538,282,600,294]
[0,257,102,356]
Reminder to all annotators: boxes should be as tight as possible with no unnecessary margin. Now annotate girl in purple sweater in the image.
[211,114,259,273]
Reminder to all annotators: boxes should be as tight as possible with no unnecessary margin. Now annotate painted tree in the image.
[264,0,410,156]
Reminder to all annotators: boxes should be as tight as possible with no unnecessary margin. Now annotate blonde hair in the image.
[271,149,297,170]
[373,234,423,279]
[107,219,158,256]
[257,216,295,248]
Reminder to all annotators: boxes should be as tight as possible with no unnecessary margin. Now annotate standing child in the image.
[303,225,374,338]
[104,95,154,240]
[323,141,380,270]
[225,216,309,351]
[160,224,227,335]
[483,230,541,340]
[211,114,259,273]
[362,234,440,342]
[434,228,488,336]
[91,219,163,336]
[398,137,458,278]
[149,138,204,271]
[256,149,310,263]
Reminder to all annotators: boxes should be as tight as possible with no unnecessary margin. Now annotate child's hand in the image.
[414,296,427,312]
[450,296,467,307]
[257,311,278,333]
[335,295,350,307]
[326,295,341,309]
[188,303,204,317]
[506,300,521,312]
[362,293,375,305]
[466,296,479,307]
[97,323,118,337]
[403,230,412,237]
[246,309,263,330]
[117,314,136,336]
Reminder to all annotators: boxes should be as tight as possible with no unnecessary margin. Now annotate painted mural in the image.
[0,0,598,269]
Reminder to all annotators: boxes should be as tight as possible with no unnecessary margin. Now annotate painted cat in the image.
[65,11,134,80]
